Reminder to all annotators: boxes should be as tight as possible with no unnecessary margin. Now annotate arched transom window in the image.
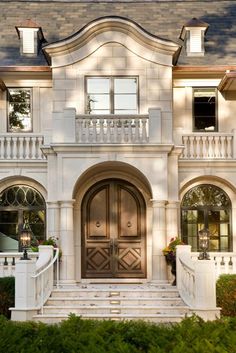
[0,185,46,252]
[181,184,232,252]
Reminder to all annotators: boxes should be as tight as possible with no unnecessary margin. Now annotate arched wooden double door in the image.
[81,179,146,278]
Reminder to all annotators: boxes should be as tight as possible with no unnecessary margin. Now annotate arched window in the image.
[181,184,232,252]
[0,185,46,252]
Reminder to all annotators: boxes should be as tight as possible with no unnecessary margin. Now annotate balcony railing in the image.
[0,134,44,160]
[181,133,233,159]
[76,115,149,144]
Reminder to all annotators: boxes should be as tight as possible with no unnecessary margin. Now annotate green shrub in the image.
[0,315,236,353]
[216,274,236,317]
[0,277,15,319]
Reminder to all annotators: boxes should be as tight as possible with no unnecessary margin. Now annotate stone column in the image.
[166,201,180,243]
[46,201,60,241]
[151,200,167,281]
[59,200,76,284]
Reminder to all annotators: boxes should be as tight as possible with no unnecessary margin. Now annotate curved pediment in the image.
[44,16,181,67]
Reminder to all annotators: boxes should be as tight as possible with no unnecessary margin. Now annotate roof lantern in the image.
[179,17,209,56]
[16,19,46,56]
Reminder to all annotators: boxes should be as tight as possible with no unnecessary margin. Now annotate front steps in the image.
[33,283,190,324]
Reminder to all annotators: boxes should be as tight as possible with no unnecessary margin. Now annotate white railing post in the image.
[148,108,161,143]
[11,258,37,321]
[176,245,221,321]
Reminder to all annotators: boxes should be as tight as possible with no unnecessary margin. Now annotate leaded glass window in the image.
[181,184,232,252]
[0,185,46,252]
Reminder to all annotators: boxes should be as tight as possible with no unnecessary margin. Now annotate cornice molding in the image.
[44,16,181,67]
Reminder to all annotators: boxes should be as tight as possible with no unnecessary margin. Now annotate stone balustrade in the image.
[0,134,44,160]
[0,252,38,277]
[181,133,233,159]
[76,115,149,144]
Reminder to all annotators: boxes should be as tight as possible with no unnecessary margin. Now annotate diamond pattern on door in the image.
[82,179,146,278]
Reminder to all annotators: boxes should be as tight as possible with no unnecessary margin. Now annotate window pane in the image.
[89,94,110,110]
[115,110,138,114]
[87,78,110,93]
[90,110,110,115]
[114,95,137,110]
[193,88,216,132]
[114,78,137,93]
[8,88,32,132]
[220,237,228,251]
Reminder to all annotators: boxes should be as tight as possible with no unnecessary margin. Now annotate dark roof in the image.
[1,0,236,66]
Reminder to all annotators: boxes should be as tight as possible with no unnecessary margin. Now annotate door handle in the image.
[114,239,118,254]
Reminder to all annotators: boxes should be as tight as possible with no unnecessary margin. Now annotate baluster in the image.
[113,119,118,143]
[31,137,36,159]
[195,136,201,158]
[214,136,220,158]
[220,256,225,266]
[6,137,11,159]
[107,119,111,143]
[0,137,4,159]
[84,120,90,143]
[201,136,207,158]
[19,136,24,159]
[141,118,148,143]
[219,136,225,158]
[4,257,8,266]
[92,118,97,143]
[229,257,233,266]
[226,136,232,159]
[208,136,214,158]
[25,137,30,159]
[189,136,195,158]
[99,118,104,143]
[12,137,18,159]
[38,136,44,159]
[134,118,140,143]
[120,119,125,143]
[12,257,15,266]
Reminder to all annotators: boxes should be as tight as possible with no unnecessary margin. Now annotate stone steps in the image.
[33,283,190,324]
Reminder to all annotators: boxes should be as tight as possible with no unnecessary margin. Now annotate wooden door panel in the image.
[119,186,139,237]
[88,186,109,238]
[84,244,112,277]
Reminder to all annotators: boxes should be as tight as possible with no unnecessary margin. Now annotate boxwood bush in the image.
[0,315,235,353]
[216,274,236,317]
[0,277,15,319]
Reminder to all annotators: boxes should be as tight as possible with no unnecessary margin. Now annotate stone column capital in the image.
[59,199,76,208]
[150,199,167,208]
[166,200,180,209]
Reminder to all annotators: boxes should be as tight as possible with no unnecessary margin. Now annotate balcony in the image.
[0,134,45,161]
[180,133,234,160]
[76,115,148,144]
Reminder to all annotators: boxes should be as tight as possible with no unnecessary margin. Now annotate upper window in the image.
[193,88,217,132]
[8,88,32,132]
[86,77,138,114]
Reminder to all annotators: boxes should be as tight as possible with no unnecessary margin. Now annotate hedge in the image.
[0,315,235,353]
[216,274,236,317]
[0,277,15,319]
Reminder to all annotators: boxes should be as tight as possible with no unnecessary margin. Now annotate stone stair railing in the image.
[176,245,221,321]
[0,134,44,160]
[10,246,59,321]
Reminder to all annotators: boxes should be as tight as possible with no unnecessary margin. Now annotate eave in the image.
[218,71,236,92]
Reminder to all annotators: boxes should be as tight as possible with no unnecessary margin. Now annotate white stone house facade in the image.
[0,1,236,291]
